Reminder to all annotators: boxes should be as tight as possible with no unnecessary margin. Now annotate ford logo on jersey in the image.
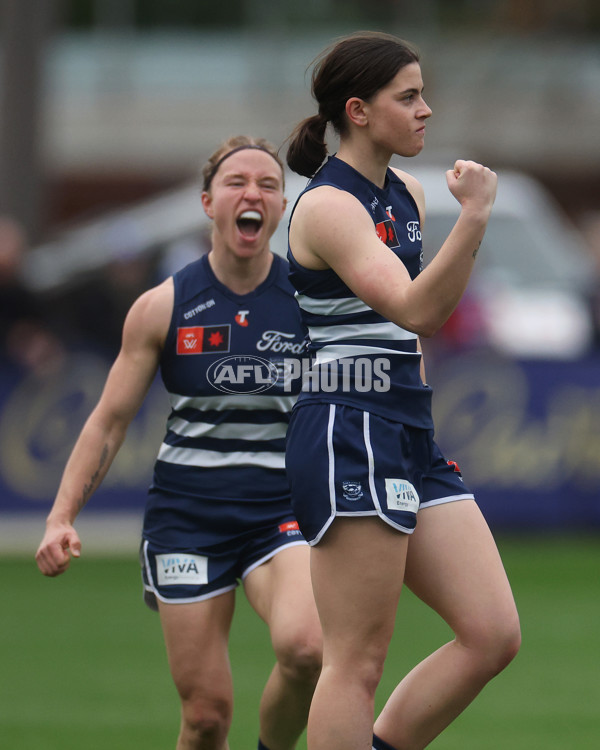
[207,355,280,394]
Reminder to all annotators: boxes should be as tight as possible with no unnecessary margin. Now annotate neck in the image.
[336,138,391,189]
[207,247,273,295]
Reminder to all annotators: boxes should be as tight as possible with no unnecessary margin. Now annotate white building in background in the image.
[43,30,600,178]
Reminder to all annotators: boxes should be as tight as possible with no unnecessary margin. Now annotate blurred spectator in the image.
[50,215,212,358]
[48,226,209,358]
[58,251,157,359]
[48,214,158,357]
[0,216,64,375]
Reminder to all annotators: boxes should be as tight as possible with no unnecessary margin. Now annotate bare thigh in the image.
[244,545,321,653]
[310,517,409,667]
[405,500,519,640]
[158,592,236,701]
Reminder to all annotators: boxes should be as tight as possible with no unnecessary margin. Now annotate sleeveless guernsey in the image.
[147,253,307,512]
[288,156,433,429]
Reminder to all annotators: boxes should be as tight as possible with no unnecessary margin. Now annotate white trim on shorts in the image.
[142,539,237,606]
[309,405,338,546]
[364,410,382,513]
[420,494,474,509]
[307,406,416,546]
[241,539,308,580]
[363,410,415,535]
[142,538,309,605]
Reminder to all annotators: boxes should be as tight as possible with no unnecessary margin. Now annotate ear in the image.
[279,196,288,220]
[345,97,369,127]
[201,191,214,219]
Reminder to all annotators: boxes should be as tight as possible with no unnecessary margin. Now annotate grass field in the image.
[2,533,599,749]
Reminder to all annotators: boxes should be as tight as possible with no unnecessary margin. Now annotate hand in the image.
[446,160,497,215]
[35,522,82,577]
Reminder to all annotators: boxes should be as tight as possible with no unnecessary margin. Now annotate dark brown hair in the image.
[286,32,420,177]
[202,135,285,191]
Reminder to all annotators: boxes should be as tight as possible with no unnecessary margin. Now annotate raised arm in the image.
[289,160,496,337]
[35,279,173,577]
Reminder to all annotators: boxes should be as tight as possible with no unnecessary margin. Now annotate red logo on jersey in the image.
[235,310,249,327]
[375,219,400,249]
[176,325,231,355]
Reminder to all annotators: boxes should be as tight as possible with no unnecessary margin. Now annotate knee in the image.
[349,652,388,699]
[463,611,521,677]
[492,616,522,673]
[274,629,323,687]
[180,692,233,746]
[327,636,389,700]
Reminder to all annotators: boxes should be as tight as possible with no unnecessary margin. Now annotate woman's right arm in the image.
[289,160,496,338]
[35,279,173,577]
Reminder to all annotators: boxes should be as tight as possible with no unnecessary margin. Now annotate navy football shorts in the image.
[140,495,307,609]
[285,403,474,545]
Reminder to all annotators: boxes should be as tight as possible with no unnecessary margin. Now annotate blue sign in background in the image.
[1,349,599,531]
[0,351,166,515]
[427,350,600,529]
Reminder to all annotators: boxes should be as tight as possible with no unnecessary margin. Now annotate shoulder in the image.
[130,276,174,316]
[290,183,388,271]
[390,167,425,222]
[292,185,376,257]
[293,183,368,226]
[123,277,173,348]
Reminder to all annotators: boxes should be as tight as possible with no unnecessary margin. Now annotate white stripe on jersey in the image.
[315,344,421,365]
[168,392,296,413]
[166,417,287,441]
[308,320,416,343]
[295,293,371,316]
[157,444,285,470]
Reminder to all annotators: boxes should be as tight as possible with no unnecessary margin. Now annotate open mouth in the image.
[236,210,263,239]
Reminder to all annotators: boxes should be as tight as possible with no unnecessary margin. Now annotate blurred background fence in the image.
[1,0,600,547]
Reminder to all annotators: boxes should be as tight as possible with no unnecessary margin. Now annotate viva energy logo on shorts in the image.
[207,355,279,394]
[156,553,208,586]
[385,478,419,513]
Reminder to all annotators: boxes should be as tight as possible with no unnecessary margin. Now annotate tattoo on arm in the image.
[473,241,481,259]
[77,443,109,512]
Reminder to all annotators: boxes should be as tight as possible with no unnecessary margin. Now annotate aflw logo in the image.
[177,325,230,355]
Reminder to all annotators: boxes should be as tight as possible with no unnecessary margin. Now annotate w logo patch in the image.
[177,325,230,355]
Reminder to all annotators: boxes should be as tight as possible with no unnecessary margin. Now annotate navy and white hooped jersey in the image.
[288,155,433,429]
[148,253,308,504]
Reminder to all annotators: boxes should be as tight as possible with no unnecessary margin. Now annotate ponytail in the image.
[286,113,328,178]
[286,33,420,178]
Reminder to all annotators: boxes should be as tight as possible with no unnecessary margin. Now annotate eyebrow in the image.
[221,170,282,185]
[222,171,247,180]
[222,171,279,180]
[399,86,423,96]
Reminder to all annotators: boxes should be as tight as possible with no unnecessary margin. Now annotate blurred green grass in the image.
[2,534,599,749]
